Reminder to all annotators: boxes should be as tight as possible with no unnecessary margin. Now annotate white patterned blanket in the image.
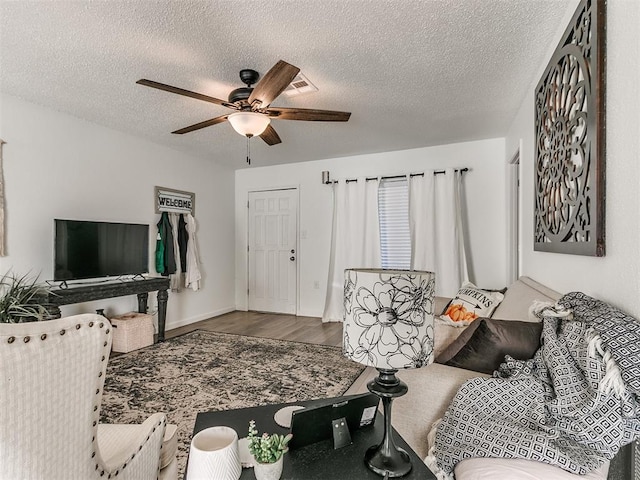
[429,292,640,478]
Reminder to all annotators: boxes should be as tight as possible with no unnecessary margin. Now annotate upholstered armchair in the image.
[0,314,177,480]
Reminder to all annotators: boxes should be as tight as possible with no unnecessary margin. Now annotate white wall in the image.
[235,138,507,317]
[0,94,236,330]
[505,0,640,317]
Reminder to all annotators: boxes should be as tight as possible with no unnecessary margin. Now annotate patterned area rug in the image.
[100,330,364,475]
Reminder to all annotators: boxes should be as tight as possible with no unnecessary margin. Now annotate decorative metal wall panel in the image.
[534,0,606,256]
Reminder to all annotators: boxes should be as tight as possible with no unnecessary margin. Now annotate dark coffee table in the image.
[190,395,436,480]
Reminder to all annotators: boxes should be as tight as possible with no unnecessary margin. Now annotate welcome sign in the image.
[155,186,195,214]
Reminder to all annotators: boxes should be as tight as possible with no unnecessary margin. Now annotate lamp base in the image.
[365,369,412,478]
[365,443,412,478]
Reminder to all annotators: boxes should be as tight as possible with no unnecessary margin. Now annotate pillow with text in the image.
[440,281,505,326]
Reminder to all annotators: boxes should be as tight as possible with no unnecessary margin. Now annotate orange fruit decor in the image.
[444,304,478,323]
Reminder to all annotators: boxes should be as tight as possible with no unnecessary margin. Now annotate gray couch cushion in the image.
[491,276,561,321]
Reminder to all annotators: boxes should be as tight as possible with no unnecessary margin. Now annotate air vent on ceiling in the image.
[283,73,319,97]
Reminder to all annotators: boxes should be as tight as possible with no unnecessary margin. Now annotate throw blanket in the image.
[429,292,640,478]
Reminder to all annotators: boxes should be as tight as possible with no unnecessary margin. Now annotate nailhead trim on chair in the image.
[156,418,166,480]
[52,320,170,478]
[88,320,168,477]
[94,320,111,475]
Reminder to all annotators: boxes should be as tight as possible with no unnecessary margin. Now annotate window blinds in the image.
[378,178,411,269]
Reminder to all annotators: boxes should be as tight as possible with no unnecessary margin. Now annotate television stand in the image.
[41,277,170,342]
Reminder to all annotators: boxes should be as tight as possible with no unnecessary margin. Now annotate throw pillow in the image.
[440,282,506,326]
[433,321,469,358]
[435,318,543,374]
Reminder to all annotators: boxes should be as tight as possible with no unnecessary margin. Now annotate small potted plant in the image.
[0,272,55,323]
[247,420,292,480]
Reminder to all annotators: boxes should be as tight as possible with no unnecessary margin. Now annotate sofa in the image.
[346,276,627,480]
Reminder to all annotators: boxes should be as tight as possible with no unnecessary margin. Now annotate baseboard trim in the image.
[164,306,236,332]
[296,309,323,318]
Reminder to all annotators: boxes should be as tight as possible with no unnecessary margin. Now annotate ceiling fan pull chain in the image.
[246,136,251,165]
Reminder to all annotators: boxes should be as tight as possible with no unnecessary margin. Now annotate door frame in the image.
[506,143,521,285]
[246,185,300,315]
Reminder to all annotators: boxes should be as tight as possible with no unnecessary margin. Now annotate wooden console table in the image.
[42,277,170,341]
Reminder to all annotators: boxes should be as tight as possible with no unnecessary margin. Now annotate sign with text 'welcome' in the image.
[155,186,195,215]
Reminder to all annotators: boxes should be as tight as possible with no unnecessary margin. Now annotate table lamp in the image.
[343,268,435,477]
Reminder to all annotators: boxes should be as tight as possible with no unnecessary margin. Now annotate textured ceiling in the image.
[0,0,576,169]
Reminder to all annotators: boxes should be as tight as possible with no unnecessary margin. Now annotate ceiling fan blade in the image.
[137,79,234,107]
[259,124,282,146]
[172,115,229,134]
[266,107,351,122]
[248,60,300,108]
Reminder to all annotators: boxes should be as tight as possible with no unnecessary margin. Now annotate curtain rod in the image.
[322,168,469,185]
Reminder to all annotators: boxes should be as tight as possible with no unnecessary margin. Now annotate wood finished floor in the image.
[165,310,344,347]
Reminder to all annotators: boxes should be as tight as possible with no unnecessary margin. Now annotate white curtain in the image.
[322,178,381,322]
[409,168,468,297]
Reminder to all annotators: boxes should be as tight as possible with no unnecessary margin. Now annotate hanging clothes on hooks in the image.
[178,214,189,270]
[156,212,176,276]
[185,213,201,291]
[169,213,182,291]
[167,213,190,291]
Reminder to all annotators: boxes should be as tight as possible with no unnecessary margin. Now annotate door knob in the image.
[290,256,295,261]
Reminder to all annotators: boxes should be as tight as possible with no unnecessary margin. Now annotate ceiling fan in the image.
[136,60,351,147]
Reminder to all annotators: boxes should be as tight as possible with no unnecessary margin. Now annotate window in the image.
[378,178,411,269]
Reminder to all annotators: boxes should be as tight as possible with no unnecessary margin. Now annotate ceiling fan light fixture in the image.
[228,112,271,137]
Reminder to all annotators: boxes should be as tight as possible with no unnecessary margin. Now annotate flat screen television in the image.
[54,219,149,281]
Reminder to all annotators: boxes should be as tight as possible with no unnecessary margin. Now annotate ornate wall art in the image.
[534,0,606,256]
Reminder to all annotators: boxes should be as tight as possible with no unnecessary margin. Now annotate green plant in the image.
[0,272,50,323]
[247,420,292,464]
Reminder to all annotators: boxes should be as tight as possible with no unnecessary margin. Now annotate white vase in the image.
[253,455,283,480]
[186,426,242,480]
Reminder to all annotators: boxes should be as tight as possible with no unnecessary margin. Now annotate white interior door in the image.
[248,189,298,314]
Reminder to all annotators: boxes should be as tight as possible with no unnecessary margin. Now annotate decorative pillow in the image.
[440,282,505,326]
[433,321,469,358]
[435,318,543,374]
[434,319,483,364]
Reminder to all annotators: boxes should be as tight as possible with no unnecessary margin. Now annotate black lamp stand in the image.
[365,368,411,478]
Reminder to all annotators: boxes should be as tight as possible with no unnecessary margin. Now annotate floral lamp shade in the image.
[343,269,435,370]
